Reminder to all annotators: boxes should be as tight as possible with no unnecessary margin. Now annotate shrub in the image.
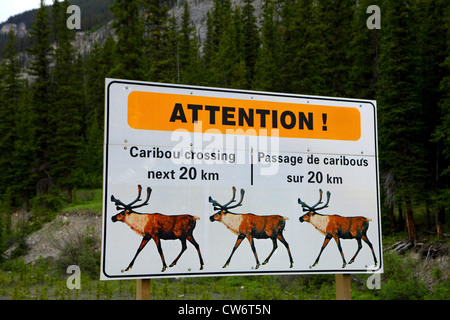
[376,251,428,299]
[52,226,100,278]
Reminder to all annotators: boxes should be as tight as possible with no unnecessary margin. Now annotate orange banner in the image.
[127,91,361,141]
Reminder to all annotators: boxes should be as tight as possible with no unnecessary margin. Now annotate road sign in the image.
[101,78,383,280]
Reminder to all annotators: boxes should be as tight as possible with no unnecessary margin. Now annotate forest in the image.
[0,0,449,261]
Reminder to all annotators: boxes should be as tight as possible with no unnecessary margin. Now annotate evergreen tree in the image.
[51,0,84,202]
[109,0,145,80]
[241,0,260,88]
[432,0,450,236]
[278,0,322,94]
[438,6,450,169]
[0,30,29,206]
[414,0,449,233]
[314,0,354,96]
[162,15,180,83]
[10,84,35,208]
[0,31,19,200]
[254,0,282,92]
[142,0,174,82]
[178,0,204,85]
[347,0,380,100]
[216,6,248,89]
[83,38,116,187]
[377,0,427,241]
[27,0,54,196]
[206,2,250,88]
[203,0,232,73]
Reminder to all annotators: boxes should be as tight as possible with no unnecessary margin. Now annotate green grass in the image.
[1,249,448,300]
[64,189,103,212]
[0,257,338,300]
[0,257,136,300]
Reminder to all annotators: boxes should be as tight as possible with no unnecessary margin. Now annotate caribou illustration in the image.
[110,185,204,272]
[209,187,294,270]
[298,189,378,268]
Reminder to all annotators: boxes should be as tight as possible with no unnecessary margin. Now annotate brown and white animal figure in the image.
[111,185,204,272]
[209,187,293,269]
[298,189,377,268]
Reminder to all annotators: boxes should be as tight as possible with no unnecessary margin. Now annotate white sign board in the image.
[101,78,383,280]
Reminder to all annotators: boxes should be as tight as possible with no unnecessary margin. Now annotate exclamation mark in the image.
[322,113,327,131]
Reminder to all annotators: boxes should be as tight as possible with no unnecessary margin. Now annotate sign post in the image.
[335,274,352,300]
[101,79,383,293]
[136,279,151,300]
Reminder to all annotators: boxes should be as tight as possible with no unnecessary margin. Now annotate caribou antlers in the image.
[111,185,151,214]
[209,186,245,212]
[298,189,331,213]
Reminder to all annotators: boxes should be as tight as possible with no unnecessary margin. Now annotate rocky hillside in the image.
[0,0,264,59]
[6,210,102,265]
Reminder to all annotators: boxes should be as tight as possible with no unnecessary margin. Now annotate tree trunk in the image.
[388,202,396,232]
[404,197,416,243]
[436,206,445,240]
[397,198,405,231]
[425,200,431,229]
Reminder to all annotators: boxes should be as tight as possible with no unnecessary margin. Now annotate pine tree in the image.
[439,16,450,172]
[314,0,354,96]
[278,0,320,94]
[83,38,115,187]
[432,0,450,237]
[220,6,248,89]
[0,30,28,206]
[27,0,54,196]
[178,0,204,85]
[161,15,179,83]
[109,0,145,80]
[203,0,232,74]
[0,31,19,199]
[241,0,260,88]
[10,83,35,208]
[413,0,449,235]
[377,0,427,242]
[254,0,282,92]
[347,0,380,99]
[142,0,173,82]
[207,2,249,88]
[51,0,84,202]
[0,31,34,206]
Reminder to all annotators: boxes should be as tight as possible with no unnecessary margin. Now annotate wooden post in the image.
[136,279,151,300]
[335,274,351,300]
